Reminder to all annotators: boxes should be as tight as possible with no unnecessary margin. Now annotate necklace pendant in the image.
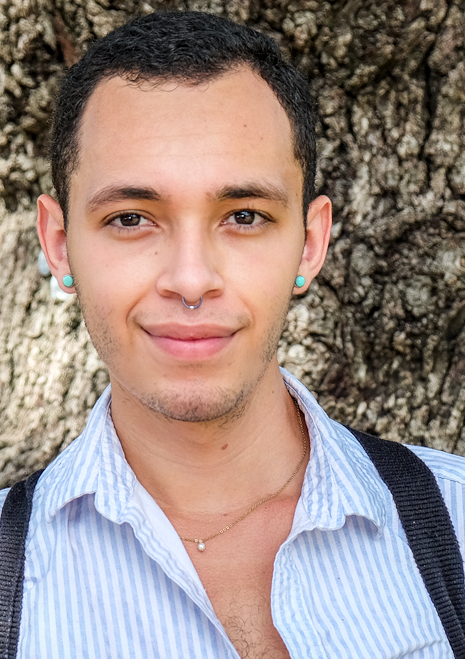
[197,541,206,552]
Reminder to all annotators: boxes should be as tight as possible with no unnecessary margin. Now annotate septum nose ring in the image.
[182,296,203,310]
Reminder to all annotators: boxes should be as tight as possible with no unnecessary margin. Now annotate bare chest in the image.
[206,575,291,659]
[184,503,296,659]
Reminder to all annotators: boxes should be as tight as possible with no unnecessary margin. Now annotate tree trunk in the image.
[1,0,464,487]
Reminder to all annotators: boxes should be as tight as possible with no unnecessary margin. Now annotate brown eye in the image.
[233,211,255,225]
[118,213,142,226]
[111,213,150,228]
[223,210,268,230]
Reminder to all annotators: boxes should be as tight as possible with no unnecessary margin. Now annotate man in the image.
[3,9,464,658]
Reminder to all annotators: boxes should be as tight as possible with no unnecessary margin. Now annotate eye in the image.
[110,212,151,228]
[224,210,266,227]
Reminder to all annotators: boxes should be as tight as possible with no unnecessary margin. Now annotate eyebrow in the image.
[85,185,162,214]
[85,181,290,214]
[212,183,290,207]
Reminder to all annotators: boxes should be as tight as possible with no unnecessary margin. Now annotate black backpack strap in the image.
[348,427,465,658]
[0,470,43,659]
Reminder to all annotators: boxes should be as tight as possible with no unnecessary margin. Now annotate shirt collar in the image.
[43,385,136,523]
[42,372,388,533]
[282,368,387,534]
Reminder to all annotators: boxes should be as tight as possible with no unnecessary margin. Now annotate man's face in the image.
[59,68,328,422]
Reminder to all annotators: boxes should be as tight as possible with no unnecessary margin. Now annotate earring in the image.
[62,274,74,288]
[295,276,306,288]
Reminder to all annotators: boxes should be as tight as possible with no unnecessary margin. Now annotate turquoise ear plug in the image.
[295,276,306,288]
[62,275,74,288]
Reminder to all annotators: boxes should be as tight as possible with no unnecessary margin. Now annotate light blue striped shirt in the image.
[2,369,464,657]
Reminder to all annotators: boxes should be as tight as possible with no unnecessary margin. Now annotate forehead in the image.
[72,67,301,204]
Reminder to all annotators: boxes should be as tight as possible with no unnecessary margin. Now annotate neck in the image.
[110,363,308,517]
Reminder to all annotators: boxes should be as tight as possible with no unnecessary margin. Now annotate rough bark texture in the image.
[0,0,464,487]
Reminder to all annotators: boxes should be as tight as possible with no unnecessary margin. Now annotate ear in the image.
[37,194,75,293]
[293,195,332,294]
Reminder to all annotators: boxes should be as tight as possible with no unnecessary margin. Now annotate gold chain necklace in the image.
[180,399,307,552]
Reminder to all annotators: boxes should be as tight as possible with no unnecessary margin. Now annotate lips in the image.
[142,323,237,360]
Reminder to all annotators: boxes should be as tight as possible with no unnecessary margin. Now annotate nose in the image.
[156,224,224,305]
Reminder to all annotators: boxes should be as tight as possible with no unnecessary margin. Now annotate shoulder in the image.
[0,387,112,523]
[0,486,9,513]
[0,468,44,516]
[406,445,465,486]
[404,445,465,553]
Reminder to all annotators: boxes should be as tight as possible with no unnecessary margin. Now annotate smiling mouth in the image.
[142,324,237,360]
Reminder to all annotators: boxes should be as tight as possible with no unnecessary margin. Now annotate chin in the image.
[135,383,251,423]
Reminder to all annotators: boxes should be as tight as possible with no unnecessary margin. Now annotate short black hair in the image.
[50,10,316,226]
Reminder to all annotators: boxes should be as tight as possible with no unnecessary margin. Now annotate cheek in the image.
[77,276,141,341]
[74,275,138,377]
[239,264,295,343]
[69,233,149,317]
[236,241,299,301]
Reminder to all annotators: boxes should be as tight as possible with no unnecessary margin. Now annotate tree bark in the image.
[0,0,464,487]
